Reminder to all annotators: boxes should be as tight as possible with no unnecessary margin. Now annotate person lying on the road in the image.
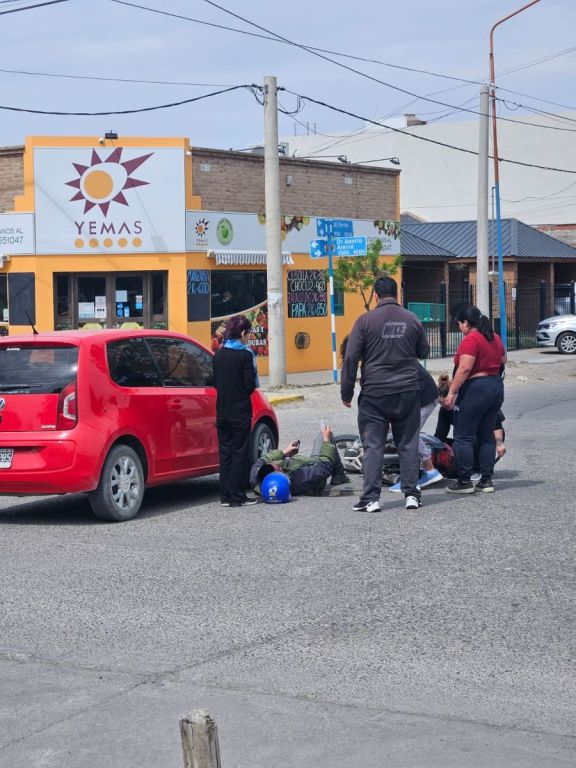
[250,425,350,497]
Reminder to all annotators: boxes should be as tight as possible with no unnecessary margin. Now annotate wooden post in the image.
[180,710,222,768]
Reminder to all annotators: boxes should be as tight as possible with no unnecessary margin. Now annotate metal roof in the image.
[400,229,456,258]
[402,218,576,259]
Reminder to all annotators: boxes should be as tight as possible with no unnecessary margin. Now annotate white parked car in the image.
[536,315,576,354]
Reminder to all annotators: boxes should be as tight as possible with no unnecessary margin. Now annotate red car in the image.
[0,330,278,521]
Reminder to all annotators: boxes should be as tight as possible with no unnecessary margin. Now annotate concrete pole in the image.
[476,85,490,317]
[264,75,287,386]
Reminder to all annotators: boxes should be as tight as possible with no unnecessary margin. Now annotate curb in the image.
[266,393,305,406]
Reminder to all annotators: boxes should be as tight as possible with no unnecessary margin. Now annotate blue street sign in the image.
[316,218,353,238]
[309,238,327,259]
[333,236,368,257]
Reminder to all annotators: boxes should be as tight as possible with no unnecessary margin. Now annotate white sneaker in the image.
[405,495,421,510]
[353,499,381,513]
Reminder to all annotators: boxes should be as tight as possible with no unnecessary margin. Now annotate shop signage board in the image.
[0,213,35,255]
[186,211,400,256]
[287,269,327,317]
[34,147,186,254]
[187,269,210,322]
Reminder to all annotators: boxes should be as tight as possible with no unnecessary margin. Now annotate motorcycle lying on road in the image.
[334,432,456,486]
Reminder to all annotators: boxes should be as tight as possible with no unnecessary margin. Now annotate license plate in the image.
[0,448,14,468]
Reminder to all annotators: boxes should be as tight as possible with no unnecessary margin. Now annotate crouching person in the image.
[250,425,349,497]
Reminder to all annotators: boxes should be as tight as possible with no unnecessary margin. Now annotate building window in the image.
[0,274,7,323]
[211,270,267,318]
[334,285,344,316]
[54,274,71,330]
[115,275,144,320]
[78,275,106,323]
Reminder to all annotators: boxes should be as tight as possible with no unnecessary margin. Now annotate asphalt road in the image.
[0,375,574,767]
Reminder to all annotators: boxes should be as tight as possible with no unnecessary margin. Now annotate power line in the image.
[110,0,488,89]
[0,0,70,14]
[286,90,576,175]
[112,0,576,116]
[113,0,576,135]
[406,182,576,209]
[2,0,570,134]
[494,86,576,114]
[0,84,253,115]
[0,66,235,88]
[198,0,576,135]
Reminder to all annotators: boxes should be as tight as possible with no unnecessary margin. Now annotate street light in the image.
[356,157,401,165]
[297,155,401,165]
[489,0,542,348]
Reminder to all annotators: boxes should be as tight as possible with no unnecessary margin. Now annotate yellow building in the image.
[0,135,401,374]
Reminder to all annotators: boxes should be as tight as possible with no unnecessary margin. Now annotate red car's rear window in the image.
[0,344,78,394]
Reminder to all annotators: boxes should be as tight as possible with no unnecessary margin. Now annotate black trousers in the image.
[358,390,421,501]
[217,415,252,504]
[454,376,504,482]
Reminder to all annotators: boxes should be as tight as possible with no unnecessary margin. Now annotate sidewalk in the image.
[260,347,561,399]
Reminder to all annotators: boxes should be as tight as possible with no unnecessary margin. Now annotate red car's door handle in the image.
[168,399,183,411]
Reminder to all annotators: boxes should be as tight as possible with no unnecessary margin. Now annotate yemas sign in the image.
[34,147,185,254]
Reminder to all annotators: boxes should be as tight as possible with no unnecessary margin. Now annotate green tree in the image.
[331,238,404,312]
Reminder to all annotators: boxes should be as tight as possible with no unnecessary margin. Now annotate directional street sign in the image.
[333,236,368,257]
[316,218,353,238]
[309,238,327,259]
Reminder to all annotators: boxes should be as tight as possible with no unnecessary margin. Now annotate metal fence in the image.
[403,279,574,359]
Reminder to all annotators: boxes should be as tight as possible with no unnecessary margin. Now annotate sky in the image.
[1,0,575,159]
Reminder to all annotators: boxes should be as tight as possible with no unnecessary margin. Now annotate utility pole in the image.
[325,221,338,383]
[476,85,490,317]
[263,75,287,386]
[489,1,541,349]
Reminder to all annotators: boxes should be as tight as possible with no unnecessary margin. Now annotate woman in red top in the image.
[444,305,506,494]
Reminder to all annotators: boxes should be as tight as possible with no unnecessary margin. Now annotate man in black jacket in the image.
[341,276,430,512]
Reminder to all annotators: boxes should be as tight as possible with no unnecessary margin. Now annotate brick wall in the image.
[191,148,398,219]
[0,146,24,212]
[0,143,399,220]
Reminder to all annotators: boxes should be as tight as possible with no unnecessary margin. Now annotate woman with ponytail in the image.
[444,305,506,494]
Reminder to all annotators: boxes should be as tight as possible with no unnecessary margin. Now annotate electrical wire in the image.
[494,86,576,114]
[2,0,570,135]
[0,84,254,115]
[290,94,481,159]
[286,90,576,175]
[497,98,576,127]
[198,0,576,135]
[0,0,70,14]
[109,0,488,89]
[0,66,236,88]
[111,0,576,134]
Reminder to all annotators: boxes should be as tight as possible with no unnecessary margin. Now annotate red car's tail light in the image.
[56,380,78,430]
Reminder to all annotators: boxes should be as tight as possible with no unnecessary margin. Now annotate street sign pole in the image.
[327,221,338,384]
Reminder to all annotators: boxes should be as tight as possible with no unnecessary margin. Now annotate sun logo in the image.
[195,218,209,236]
[66,148,153,216]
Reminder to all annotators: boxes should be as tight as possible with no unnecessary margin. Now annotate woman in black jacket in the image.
[212,315,259,507]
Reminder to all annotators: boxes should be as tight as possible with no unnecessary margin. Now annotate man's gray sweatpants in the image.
[358,390,421,502]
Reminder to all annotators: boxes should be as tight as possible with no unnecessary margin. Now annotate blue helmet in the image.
[260,471,291,504]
